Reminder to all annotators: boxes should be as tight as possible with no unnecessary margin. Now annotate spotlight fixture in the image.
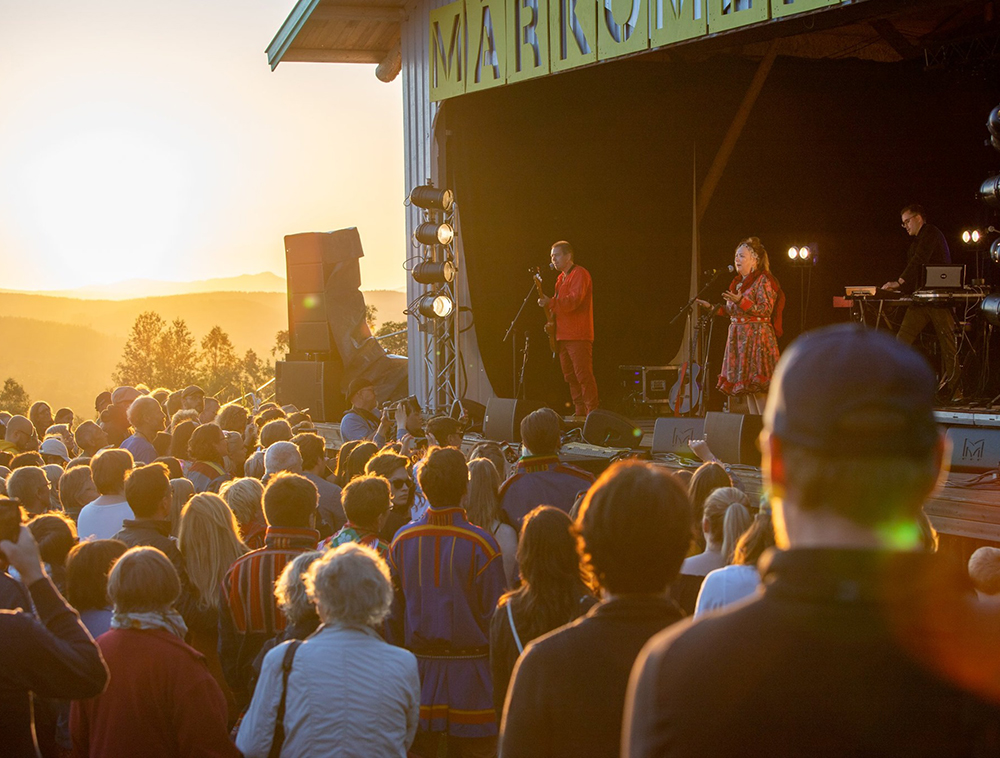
[415,222,455,246]
[983,293,1000,328]
[798,246,812,260]
[989,104,1000,153]
[412,260,457,284]
[409,185,454,212]
[991,238,1000,265]
[417,292,454,318]
[980,175,1000,209]
[962,229,982,244]
[786,243,817,267]
[787,247,798,260]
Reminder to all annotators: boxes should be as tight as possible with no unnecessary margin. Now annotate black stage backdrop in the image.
[442,55,1000,413]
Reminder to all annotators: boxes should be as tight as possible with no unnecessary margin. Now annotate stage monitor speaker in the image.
[651,417,706,456]
[583,409,643,449]
[483,398,530,443]
[705,412,763,466]
[275,361,344,423]
[945,427,1000,473]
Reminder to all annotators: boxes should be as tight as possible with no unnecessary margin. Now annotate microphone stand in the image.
[504,282,540,399]
[669,268,730,416]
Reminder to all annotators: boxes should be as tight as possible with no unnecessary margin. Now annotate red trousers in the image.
[558,340,598,416]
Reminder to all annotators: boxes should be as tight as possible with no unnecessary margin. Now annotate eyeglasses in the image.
[389,478,411,489]
[901,216,916,228]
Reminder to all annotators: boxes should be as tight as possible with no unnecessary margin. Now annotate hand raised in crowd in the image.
[0,525,46,585]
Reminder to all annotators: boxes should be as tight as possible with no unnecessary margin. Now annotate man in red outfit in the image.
[538,241,598,416]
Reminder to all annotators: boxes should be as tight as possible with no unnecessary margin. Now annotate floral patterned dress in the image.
[717,271,781,396]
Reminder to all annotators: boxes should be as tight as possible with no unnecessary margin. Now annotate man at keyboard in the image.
[881,204,959,399]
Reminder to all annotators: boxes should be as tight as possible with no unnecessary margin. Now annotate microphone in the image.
[549,262,557,270]
[703,265,736,276]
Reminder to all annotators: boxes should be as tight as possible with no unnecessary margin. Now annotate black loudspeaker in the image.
[275,361,344,423]
[483,398,529,443]
[651,417,706,456]
[945,427,1000,473]
[705,412,763,466]
[452,399,486,435]
[583,409,643,449]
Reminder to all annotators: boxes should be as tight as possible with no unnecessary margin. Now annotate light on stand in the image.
[409,185,454,211]
[787,247,798,260]
[962,229,982,244]
[417,292,454,318]
[415,222,455,246]
[412,260,457,284]
[798,246,811,260]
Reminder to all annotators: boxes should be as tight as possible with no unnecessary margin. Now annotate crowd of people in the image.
[3,323,1000,757]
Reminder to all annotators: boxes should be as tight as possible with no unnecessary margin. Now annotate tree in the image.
[156,318,199,390]
[0,378,30,415]
[365,304,378,330]
[199,326,241,398]
[240,348,272,392]
[376,320,408,357]
[272,330,289,359]
[113,311,164,387]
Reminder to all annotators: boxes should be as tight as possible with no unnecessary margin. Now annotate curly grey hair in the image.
[304,542,393,627]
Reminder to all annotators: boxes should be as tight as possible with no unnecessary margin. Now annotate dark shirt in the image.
[899,222,951,293]
[112,519,181,567]
[0,576,109,758]
[303,472,345,534]
[500,595,683,758]
[624,548,1000,758]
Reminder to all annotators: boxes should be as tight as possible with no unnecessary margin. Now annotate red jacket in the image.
[550,265,594,342]
[70,628,240,758]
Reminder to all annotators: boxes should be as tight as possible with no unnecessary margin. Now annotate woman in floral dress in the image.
[715,237,784,414]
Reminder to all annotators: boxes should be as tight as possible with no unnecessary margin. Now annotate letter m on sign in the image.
[430,1,467,101]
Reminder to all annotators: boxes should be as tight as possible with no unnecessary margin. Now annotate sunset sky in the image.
[0,0,406,292]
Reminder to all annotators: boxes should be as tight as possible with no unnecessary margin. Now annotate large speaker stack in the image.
[277,228,407,421]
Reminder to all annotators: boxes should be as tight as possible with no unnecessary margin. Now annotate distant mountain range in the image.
[1,271,291,300]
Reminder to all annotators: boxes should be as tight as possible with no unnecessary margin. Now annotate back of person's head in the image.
[60,465,98,514]
[170,419,198,461]
[304,542,393,626]
[418,447,469,508]
[260,418,294,448]
[577,460,690,594]
[426,415,463,446]
[90,448,134,496]
[335,439,363,482]
[244,449,265,480]
[731,506,776,567]
[124,462,171,519]
[165,390,183,418]
[127,396,161,428]
[968,547,1000,597]
[66,456,91,470]
[6,466,47,509]
[365,451,409,479]
[345,442,378,482]
[153,456,184,480]
[520,408,561,455]
[107,546,181,614]
[66,539,128,612]
[275,551,323,626]
[255,407,286,427]
[341,475,390,530]
[465,457,502,530]
[219,477,265,527]
[702,487,753,563]
[54,407,75,425]
[178,493,247,609]
[168,478,195,537]
[27,512,78,568]
[188,423,224,463]
[764,324,941,540]
[169,408,199,431]
[292,432,326,471]
[74,420,103,452]
[264,440,303,475]
[468,441,508,480]
[263,471,318,528]
[10,451,44,470]
[217,403,250,433]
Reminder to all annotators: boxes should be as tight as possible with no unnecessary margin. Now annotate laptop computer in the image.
[923,264,965,290]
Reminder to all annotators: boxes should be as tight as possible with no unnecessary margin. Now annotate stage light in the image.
[963,230,972,243]
[991,239,1000,264]
[983,293,1000,328]
[989,104,1000,152]
[798,246,811,260]
[415,222,454,246]
[417,293,454,318]
[787,247,798,260]
[962,229,982,244]
[409,185,454,211]
[980,175,1000,209]
[412,260,457,284]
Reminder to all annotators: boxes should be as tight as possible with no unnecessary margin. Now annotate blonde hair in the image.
[168,478,195,537]
[465,458,502,531]
[738,236,771,273]
[108,547,181,613]
[178,493,247,610]
[219,477,265,528]
[968,547,1000,596]
[702,486,753,564]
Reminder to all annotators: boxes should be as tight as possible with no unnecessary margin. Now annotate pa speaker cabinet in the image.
[275,361,344,423]
[705,412,763,466]
[583,409,643,449]
[945,426,1000,473]
[651,417,706,456]
[484,398,529,443]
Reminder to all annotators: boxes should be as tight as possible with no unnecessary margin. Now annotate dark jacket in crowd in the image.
[624,549,1000,757]
[1,576,109,758]
[112,519,182,568]
[500,595,684,758]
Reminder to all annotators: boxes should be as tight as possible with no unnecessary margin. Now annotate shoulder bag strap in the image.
[506,602,524,655]
[268,639,303,758]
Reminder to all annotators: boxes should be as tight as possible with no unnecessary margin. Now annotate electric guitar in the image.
[531,267,557,357]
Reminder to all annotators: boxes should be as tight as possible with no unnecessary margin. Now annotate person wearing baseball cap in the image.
[340,378,392,447]
[39,438,71,466]
[625,324,1000,756]
[181,385,206,414]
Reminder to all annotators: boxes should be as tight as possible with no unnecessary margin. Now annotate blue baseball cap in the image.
[764,324,939,456]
